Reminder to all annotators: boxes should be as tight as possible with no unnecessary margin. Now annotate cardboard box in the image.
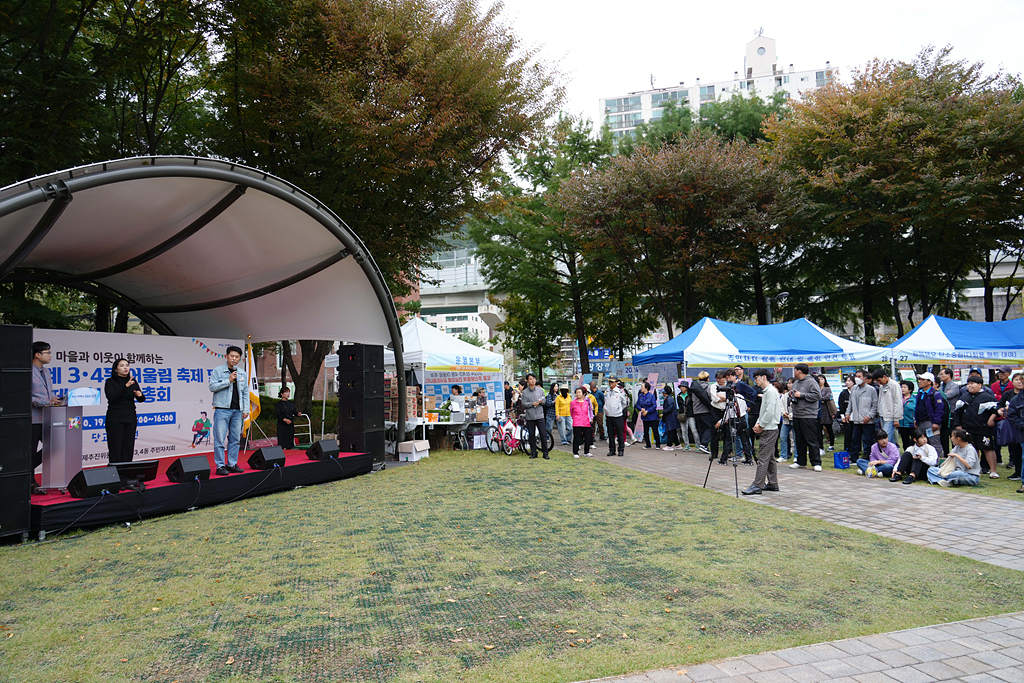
[424,396,438,411]
[399,440,430,461]
[474,406,489,423]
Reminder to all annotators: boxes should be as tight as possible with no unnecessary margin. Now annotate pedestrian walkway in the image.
[585,444,1024,572]
[575,612,1024,683]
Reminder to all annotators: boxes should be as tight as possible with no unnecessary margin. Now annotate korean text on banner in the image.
[32,328,243,465]
[244,343,261,436]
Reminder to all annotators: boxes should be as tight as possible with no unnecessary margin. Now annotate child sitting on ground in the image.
[926,428,981,487]
[890,429,938,485]
[857,429,900,478]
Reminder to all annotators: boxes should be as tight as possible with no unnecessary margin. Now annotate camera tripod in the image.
[702,395,754,497]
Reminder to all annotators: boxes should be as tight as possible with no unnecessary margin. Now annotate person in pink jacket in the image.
[570,386,594,458]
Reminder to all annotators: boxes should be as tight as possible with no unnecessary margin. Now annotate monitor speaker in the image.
[68,466,122,498]
[338,344,383,372]
[166,455,211,483]
[307,439,340,460]
[337,397,384,431]
[0,325,32,370]
[336,429,385,462]
[248,446,286,470]
[0,414,32,474]
[0,472,31,538]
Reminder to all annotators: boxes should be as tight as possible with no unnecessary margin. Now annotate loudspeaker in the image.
[248,446,286,470]
[337,397,384,431]
[166,455,211,482]
[336,371,384,399]
[307,439,340,460]
[0,472,31,538]
[0,369,31,415]
[0,414,32,474]
[338,344,384,372]
[68,466,122,498]
[336,429,385,462]
[0,325,32,370]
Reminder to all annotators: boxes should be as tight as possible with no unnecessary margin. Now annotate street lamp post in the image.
[765,291,790,325]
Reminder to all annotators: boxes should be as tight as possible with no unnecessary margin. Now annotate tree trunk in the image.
[751,251,767,325]
[862,277,875,346]
[566,256,590,374]
[94,298,110,333]
[279,341,288,388]
[981,250,996,321]
[283,340,333,413]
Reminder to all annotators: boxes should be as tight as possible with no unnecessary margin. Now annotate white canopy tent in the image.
[384,317,502,370]
[0,156,408,424]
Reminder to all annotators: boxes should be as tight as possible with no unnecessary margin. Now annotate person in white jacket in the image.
[890,429,938,485]
[873,370,903,444]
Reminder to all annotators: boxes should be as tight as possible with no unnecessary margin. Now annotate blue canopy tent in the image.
[633,317,890,371]
[886,315,1024,364]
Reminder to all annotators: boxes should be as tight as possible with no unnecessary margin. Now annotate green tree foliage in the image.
[698,90,788,142]
[458,331,485,347]
[616,99,692,154]
[766,46,1024,335]
[559,130,784,335]
[212,0,561,296]
[492,292,564,382]
[469,115,614,373]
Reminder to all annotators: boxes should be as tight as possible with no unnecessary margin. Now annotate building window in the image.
[606,112,644,130]
[699,85,715,102]
[816,71,832,87]
[448,327,469,334]
[783,75,790,84]
[651,90,688,104]
[775,77,782,87]
[603,96,642,114]
[446,315,468,321]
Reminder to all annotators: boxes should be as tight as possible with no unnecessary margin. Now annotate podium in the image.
[41,406,84,490]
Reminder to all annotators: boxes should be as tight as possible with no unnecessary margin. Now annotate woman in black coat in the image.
[276,387,303,449]
[104,358,146,463]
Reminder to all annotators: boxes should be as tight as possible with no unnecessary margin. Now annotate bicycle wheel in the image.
[487,426,502,453]
[502,433,515,455]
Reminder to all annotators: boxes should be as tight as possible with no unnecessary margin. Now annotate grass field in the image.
[2,450,1023,683]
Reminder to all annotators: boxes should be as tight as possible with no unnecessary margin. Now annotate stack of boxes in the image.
[384,376,398,422]
[406,385,421,419]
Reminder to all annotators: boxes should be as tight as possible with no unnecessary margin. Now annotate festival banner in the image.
[32,329,243,464]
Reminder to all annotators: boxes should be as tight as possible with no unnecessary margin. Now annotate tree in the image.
[698,90,789,143]
[616,99,693,154]
[559,130,784,336]
[469,115,612,373]
[211,0,561,296]
[765,46,1024,334]
[282,340,334,413]
[458,331,486,347]
[492,293,564,382]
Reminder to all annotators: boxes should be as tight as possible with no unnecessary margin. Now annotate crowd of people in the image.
[497,364,1024,495]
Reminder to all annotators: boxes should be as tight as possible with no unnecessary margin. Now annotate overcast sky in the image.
[490,0,1024,126]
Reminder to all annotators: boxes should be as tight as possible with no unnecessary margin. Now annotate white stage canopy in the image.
[0,156,408,423]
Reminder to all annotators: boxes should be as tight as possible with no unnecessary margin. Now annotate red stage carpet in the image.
[28,450,374,539]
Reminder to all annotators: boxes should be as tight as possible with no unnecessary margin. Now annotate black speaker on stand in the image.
[0,324,33,540]
[337,345,385,467]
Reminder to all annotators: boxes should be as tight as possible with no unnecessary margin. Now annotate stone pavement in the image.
[575,612,1024,683]
[577,444,1024,572]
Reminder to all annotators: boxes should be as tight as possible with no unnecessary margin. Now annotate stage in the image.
[29,449,373,539]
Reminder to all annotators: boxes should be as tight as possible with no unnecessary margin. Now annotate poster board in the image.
[33,329,242,465]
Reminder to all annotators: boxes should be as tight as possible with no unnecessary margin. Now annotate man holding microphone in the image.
[209,346,250,476]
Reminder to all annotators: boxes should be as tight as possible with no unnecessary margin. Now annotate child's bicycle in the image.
[487,410,525,455]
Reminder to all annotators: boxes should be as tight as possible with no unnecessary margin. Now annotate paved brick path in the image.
[555,441,1024,683]
[581,444,1024,572]
[575,612,1024,683]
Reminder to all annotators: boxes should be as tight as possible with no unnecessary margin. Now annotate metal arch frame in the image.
[0,156,408,430]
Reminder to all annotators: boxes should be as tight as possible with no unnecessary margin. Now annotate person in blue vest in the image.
[636,381,660,449]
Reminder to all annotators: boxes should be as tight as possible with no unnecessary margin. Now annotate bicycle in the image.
[487,410,523,455]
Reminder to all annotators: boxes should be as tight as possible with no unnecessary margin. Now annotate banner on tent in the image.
[891,349,1024,363]
[422,369,503,404]
[33,329,243,464]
